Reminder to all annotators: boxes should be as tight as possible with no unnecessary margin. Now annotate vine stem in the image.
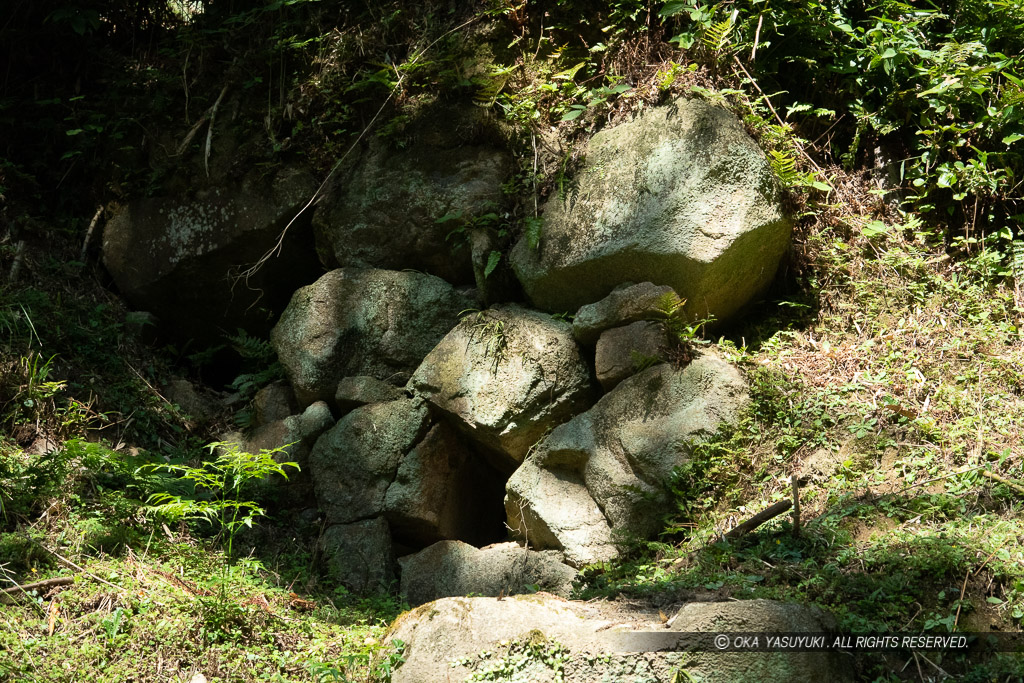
[731,54,829,183]
[236,13,483,288]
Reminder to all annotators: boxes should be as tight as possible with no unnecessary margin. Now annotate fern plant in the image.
[702,13,736,54]
[140,440,298,561]
[225,328,282,401]
[768,149,831,192]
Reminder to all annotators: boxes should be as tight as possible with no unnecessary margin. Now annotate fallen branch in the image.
[235,14,482,288]
[204,83,229,177]
[79,205,104,262]
[38,543,125,593]
[791,474,801,538]
[724,499,793,540]
[8,240,25,283]
[982,470,1024,496]
[0,576,73,605]
[731,54,827,181]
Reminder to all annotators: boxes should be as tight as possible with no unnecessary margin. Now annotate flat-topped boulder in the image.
[511,97,791,325]
[386,595,849,683]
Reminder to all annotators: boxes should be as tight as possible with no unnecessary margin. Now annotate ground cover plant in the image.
[2,1,1024,681]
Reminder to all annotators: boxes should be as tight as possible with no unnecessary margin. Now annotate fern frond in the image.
[655,291,686,320]
[702,15,735,53]
[1011,235,1024,282]
[768,149,801,186]
[226,328,274,362]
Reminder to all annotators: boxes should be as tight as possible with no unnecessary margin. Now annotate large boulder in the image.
[103,166,321,344]
[310,397,507,550]
[506,354,748,566]
[399,541,577,606]
[312,100,512,285]
[271,268,472,406]
[510,97,791,324]
[310,398,431,525]
[386,595,849,683]
[409,305,597,470]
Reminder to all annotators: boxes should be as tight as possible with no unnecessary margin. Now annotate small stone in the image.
[252,380,298,426]
[594,320,672,391]
[572,282,677,345]
[334,376,405,413]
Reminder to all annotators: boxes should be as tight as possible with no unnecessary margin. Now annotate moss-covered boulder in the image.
[510,97,791,324]
[312,100,512,285]
[506,353,748,566]
[271,268,472,406]
[102,166,320,344]
[386,595,849,683]
[409,305,597,470]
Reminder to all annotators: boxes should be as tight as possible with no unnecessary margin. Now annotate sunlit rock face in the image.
[511,96,791,325]
[409,304,598,471]
[506,352,748,566]
[386,596,849,683]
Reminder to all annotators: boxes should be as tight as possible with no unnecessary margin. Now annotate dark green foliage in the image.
[659,0,1023,247]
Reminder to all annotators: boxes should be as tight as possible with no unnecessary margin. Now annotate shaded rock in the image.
[594,320,672,391]
[409,305,597,469]
[399,540,577,606]
[252,380,298,427]
[334,376,405,414]
[313,101,511,285]
[103,167,321,344]
[469,227,518,306]
[320,518,394,593]
[311,397,508,550]
[572,282,677,345]
[271,268,472,406]
[164,377,219,421]
[310,398,431,525]
[511,97,791,325]
[232,400,334,499]
[384,423,506,547]
[668,599,848,682]
[506,354,747,566]
[387,595,850,683]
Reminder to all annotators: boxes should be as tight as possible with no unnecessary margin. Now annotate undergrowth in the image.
[576,183,1024,680]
